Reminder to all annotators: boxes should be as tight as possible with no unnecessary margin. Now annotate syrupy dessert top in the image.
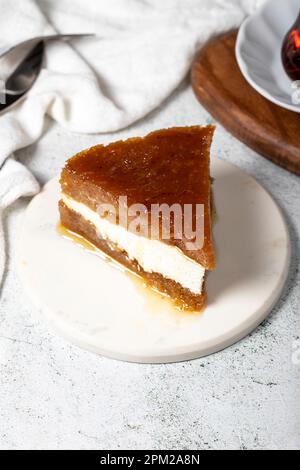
[60,126,215,269]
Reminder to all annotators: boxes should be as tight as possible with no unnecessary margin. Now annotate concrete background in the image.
[0,81,299,450]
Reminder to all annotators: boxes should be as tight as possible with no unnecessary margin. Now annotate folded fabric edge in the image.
[0,157,40,288]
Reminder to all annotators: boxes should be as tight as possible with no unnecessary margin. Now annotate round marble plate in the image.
[17,159,290,363]
[236,0,300,113]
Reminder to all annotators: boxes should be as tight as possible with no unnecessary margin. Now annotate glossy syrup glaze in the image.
[60,126,216,269]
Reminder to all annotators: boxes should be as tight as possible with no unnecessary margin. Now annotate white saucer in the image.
[17,159,290,363]
[236,0,300,113]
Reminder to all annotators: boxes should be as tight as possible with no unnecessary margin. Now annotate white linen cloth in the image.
[0,0,265,286]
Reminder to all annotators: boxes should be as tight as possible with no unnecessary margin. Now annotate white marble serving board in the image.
[17,159,291,363]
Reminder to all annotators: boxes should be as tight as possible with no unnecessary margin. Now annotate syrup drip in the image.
[57,223,198,317]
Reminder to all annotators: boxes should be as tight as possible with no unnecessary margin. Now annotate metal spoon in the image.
[0,33,94,112]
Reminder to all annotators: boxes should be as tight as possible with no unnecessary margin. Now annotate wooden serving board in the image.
[191,30,300,176]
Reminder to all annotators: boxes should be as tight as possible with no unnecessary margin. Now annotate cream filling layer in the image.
[62,194,205,295]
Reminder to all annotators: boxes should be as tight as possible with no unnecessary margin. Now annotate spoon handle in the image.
[46,33,95,41]
[0,33,95,60]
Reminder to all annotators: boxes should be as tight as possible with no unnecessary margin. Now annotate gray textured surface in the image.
[0,83,299,450]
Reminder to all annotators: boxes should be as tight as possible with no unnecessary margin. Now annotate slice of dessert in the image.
[59,126,216,311]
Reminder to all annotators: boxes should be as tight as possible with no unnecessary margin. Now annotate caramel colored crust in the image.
[60,126,215,270]
[59,201,206,312]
